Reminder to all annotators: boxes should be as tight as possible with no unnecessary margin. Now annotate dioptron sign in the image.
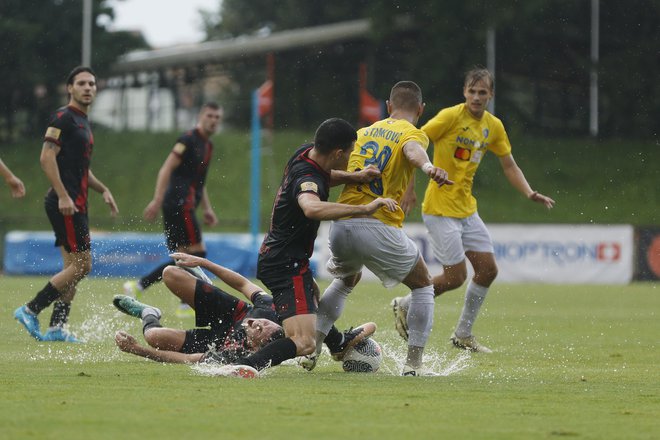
[314,223,634,284]
[485,224,633,283]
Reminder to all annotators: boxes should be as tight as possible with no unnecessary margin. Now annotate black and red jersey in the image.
[43,105,94,213]
[163,128,213,210]
[257,144,330,275]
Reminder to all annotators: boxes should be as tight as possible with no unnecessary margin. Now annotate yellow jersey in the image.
[337,118,429,227]
[421,103,511,218]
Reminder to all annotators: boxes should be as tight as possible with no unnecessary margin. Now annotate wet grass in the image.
[1,277,658,439]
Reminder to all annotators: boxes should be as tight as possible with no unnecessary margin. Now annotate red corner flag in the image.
[358,63,382,126]
[257,79,273,118]
[360,89,382,125]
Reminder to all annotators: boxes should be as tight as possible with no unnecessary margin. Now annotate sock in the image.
[316,279,353,336]
[139,260,176,289]
[455,281,489,338]
[49,301,71,328]
[407,285,435,348]
[26,282,62,315]
[142,314,162,334]
[238,337,297,370]
[322,325,344,353]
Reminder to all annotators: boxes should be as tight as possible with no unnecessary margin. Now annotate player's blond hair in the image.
[464,67,494,91]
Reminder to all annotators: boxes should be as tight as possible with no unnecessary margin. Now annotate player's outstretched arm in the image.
[402,141,453,187]
[115,331,203,364]
[499,154,555,209]
[297,192,397,221]
[170,252,262,300]
[330,165,381,186]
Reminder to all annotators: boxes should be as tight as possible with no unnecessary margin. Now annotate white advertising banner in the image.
[313,223,634,284]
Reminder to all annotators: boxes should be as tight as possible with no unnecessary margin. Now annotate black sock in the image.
[323,325,344,352]
[142,314,162,334]
[26,282,62,315]
[238,337,297,370]
[139,260,176,289]
[49,301,71,328]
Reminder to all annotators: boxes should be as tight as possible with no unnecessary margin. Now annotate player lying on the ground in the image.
[113,252,375,367]
[113,252,284,364]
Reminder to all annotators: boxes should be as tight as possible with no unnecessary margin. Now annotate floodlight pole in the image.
[82,0,92,66]
[486,26,496,114]
[589,0,599,137]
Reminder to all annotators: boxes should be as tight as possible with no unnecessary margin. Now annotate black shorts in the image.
[258,260,317,321]
[180,280,251,353]
[163,206,202,252]
[45,199,90,253]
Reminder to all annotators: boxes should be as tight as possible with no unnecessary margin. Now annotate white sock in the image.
[455,281,489,338]
[399,293,412,311]
[141,307,160,319]
[316,279,353,336]
[406,285,435,348]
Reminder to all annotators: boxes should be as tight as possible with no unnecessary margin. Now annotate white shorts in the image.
[326,218,421,288]
[422,212,494,266]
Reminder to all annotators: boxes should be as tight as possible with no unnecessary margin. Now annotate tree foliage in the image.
[0,0,147,142]
[206,0,658,138]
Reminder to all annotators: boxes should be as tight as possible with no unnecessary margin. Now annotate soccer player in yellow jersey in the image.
[392,67,555,353]
[311,81,453,376]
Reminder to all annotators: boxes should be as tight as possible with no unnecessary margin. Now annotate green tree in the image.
[205,0,658,138]
[0,0,148,142]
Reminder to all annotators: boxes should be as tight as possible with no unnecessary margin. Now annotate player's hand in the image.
[103,189,119,216]
[115,331,139,353]
[170,252,205,268]
[6,176,25,198]
[364,197,398,214]
[529,191,555,209]
[58,195,78,216]
[425,165,454,188]
[203,208,218,226]
[143,200,160,222]
[354,165,381,183]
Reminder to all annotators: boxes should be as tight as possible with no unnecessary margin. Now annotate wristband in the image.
[421,162,433,174]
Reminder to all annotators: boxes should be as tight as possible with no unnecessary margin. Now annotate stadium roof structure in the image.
[113,19,371,73]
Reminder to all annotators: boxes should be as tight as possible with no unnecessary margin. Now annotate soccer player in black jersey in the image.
[14,66,119,342]
[113,252,285,365]
[123,103,221,316]
[217,118,398,378]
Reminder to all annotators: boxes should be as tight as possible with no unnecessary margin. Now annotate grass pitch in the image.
[1,276,658,440]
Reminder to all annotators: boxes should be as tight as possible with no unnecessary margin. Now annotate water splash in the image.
[378,338,473,376]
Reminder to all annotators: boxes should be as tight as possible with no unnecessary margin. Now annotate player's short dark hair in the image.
[66,66,96,85]
[314,118,357,154]
[464,66,494,91]
[247,306,278,323]
[201,102,220,111]
[389,81,423,112]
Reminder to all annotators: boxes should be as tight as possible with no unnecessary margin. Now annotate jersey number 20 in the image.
[360,141,392,195]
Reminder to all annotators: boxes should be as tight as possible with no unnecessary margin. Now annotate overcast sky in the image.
[108,0,220,48]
